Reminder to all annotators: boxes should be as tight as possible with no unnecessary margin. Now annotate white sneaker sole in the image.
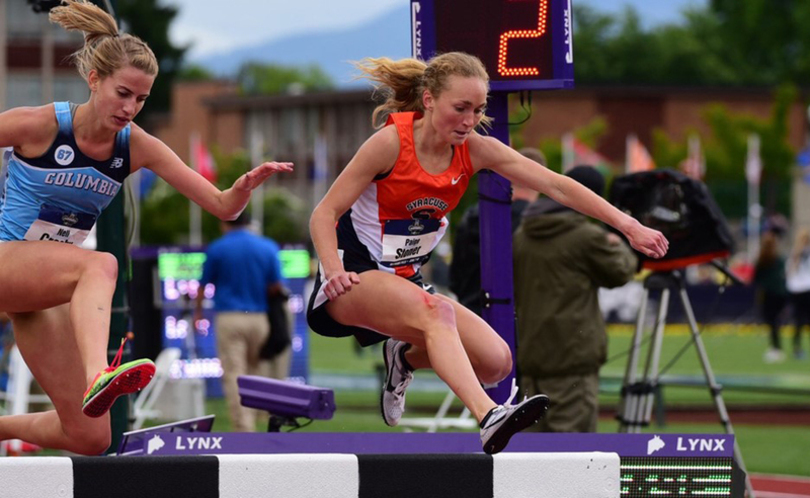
[482,395,549,455]
[380,340,400,427]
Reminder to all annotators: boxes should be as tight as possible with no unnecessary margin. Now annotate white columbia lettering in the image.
[44,172,120,198]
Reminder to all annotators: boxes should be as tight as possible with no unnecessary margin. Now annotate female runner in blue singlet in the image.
[0,0,292,455]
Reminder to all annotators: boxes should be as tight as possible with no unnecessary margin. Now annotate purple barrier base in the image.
[122,431,734,459]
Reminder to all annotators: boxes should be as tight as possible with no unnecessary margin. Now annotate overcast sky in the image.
[163,0,402,58]
[163,0,705,59]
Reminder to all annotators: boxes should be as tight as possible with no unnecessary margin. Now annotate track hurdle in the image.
[0,378,745,498]
[0,452,619,498]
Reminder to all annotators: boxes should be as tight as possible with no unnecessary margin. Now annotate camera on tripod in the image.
[609,169,734,271]
[608,170,754,495]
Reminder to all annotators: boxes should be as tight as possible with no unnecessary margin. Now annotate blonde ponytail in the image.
[356,52,491,128]
[50,0,158,81]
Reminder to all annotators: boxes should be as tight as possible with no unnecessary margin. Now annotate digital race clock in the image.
[410,0,574,92]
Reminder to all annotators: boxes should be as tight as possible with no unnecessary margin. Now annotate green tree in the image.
[178,64,215,82]
[573,5,733,85]
[572,2,810,86]
[139,148,307,246]
[651,85,797,218]
[261,190,309,244]
[709,0,810,85]
[237,62,334,95]
[115,0,187,120]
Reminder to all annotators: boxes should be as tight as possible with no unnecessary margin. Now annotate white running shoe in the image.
[381,339,414,426]
[480,381,549,455]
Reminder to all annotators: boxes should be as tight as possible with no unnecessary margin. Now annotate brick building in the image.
[152,80,810,228]
[0,0,86,108]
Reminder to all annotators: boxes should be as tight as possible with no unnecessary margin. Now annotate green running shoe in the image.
[82,338,155,418]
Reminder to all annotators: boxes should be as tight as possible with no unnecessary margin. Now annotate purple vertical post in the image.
[479,92,515,404]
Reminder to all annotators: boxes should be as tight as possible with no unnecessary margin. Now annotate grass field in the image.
[188,323,810,477]
[201,393,810,477]
[311,323,810,407]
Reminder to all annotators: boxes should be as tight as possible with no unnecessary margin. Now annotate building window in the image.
[6,74,42,108]
[54,75,89,103]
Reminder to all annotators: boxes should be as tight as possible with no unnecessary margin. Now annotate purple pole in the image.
[479,92,515,404]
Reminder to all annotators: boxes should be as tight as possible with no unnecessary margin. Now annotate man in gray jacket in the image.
[513,165,637,432]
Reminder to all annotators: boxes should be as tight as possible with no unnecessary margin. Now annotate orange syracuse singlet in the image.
[336,111,473,279]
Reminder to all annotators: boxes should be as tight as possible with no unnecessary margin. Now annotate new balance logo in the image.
[451,173,466,185]
[111,157,124,169]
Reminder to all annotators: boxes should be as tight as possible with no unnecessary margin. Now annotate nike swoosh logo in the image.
[451,174,466,185]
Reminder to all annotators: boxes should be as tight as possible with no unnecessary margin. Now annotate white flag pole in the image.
[688,134,701,178]
[625,134,634,174]
[249,123,265,233]
[745,133,762,263]
[313,134,328,206]
[189,132,202,246]
[562,133,574,172]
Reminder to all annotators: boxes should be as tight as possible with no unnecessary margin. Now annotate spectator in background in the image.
[513,165,638,432]
[786,227,810,360]
[194,213,290,431]
[753,230,788,363]
[449,148,545,315]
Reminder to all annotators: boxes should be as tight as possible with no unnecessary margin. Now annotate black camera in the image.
[609,169,734,270]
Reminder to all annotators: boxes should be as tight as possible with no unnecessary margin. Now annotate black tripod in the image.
[616,270,755,497]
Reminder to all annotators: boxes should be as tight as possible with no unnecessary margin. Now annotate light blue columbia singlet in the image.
[0,102,131,245]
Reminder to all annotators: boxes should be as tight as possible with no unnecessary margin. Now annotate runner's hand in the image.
[233,162,294,191]
[324,271,361,300]
[624,219,669,259]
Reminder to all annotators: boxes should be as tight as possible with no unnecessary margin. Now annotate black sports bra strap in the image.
[69,102,79,121]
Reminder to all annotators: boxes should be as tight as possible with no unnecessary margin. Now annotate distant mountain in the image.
[192,0,705,88]
[194,4,411,87]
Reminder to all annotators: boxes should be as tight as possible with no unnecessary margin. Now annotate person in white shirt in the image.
[786,228,810,359]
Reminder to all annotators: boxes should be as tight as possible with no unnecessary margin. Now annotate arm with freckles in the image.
[467,134,669,259]
[130,126,293,220]
[309,126,399,297]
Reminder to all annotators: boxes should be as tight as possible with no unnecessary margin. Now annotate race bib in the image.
[381,219,441,267]
[24,204,96,246]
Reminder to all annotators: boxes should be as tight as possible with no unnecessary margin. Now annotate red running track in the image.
[752,474,810,497]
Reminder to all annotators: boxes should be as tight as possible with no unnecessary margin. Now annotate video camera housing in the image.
[609,169,734,271]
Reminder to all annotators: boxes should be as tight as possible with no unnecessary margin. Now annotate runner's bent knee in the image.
[84,251,118,282]
[476,344,513,385]
[420,294,457,331]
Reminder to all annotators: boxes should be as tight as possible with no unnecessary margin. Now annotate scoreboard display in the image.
[621,457,736,497]
[156,247,312,395]
[411,0,574,91]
